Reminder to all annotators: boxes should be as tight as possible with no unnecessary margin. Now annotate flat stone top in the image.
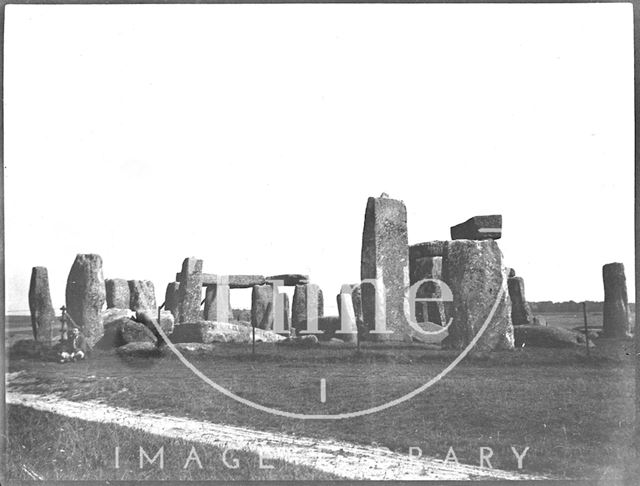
[450,215,502,240]
[409,241,447,259]
[266,274,309,285]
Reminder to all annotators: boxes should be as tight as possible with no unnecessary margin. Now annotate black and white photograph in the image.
[1,1,637,483]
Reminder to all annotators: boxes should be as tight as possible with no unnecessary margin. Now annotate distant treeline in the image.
[530,301,636,313]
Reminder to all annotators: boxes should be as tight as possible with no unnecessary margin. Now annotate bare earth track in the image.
[7,372,545,481]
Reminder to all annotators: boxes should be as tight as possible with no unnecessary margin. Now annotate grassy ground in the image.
[5,313,637,480]
[5,404,341,480]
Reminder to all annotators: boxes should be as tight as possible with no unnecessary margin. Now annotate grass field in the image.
[4,312,638,481]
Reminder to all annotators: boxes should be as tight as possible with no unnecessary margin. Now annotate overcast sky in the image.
[4,3,634,314]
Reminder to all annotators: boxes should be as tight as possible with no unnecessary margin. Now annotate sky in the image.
[3,3,635,314]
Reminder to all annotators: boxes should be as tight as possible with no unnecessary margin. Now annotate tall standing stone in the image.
[128,280,157,313]
[276,292,290,333]
[292,283,324,331]
[203,284,233,322]
[164,282,180,317]
[28,266,57,345]
[251,284,274,330]
[602,262,630,337]
[507,277,534,325]
[360,195,412,341]
[175,257,203,324]
[65,254,106,348]
[441,240,514,351]
[105,278,130,309]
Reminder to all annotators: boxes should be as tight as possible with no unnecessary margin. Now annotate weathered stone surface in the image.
[267,274,309,286]
[409,255,447,326]
[176,272,267,288]
[203,284,233,322]
[170,321,285,343]
[602,263,630,337]
[102,308,134,327]
[28,266,57,345]
[514,325,593,348]
[136,309,175,334]
[275,292,290,333]
[360,196,412,341]
[409,241,447,259]
[115,341,157,357]
[121,320,157,345]
[175,257,203,324]
[441,240,514,351]
[277,335,320,347]
[128,280,156,313]
[292,284,324,331]
[164,282,180,317]
[105,278,130,309]
[95,316,133,349]
[65,254,106,348]
[251,284,274,330]
[508,277,534,325]
[450,215,502,240]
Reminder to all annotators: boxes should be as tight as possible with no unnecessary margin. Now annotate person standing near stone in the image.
[602,262,631,338]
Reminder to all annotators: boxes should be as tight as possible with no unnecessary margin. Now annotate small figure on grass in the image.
[56,326,89,363]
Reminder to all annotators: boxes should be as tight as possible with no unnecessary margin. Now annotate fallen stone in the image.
[102,308,134,327]
[115,341,157,357]
[296,316,356,343]
[508,277,534,325]
[65,254,106,348]
[28,266,57,345]
[602,262,631,337]
[169,321,285,344]
[441,240,514,351]
[95,316,134,349]
[360,195,412,341]
[128,280,156,313]
[409,241,447,259]
[514,325,594,348]
[105,278,130,309]
[450,215,502,240]
[175,257,203,324]
[292,284,324,331]
[277,335,320,347]
[121,321,157,345]
[251,284,274,330]
[164,282,180,317]
[532,316,547,327]
[135,309,175,334]
[267,274,309,286]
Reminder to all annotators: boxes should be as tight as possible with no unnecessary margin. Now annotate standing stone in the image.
[409,253,446,326]
[336,283,363,328]
[65,254,106,348]
[203,284,233,322]
[251,284,274,330]
[409,241,446,259]
[105,278,130,309]
[441,240,514,351]
[128,280,157,313]
[360,195,412,341]
[292,283,324,331]
[450,215,502,240]
[508,276,534,325]
[164,282,180,317]
[28,267,57,345]
[602,263,630,337]
[276,292,290,333]
[175,257,203,324]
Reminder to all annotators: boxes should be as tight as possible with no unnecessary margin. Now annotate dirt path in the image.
[7,372,546,480]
